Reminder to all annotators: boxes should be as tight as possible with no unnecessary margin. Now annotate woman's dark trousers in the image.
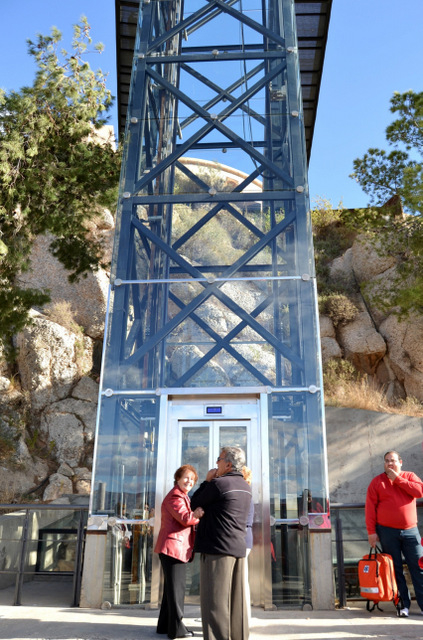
[157,553,189,638]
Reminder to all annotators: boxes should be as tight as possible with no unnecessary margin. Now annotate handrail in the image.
[331,500,423,509]
[0,503,89,510]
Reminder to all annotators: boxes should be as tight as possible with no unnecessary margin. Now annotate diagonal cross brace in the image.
[168,290,275,387]
[121,211,303,370]
[146,0,285,56]
[134,60,292,193]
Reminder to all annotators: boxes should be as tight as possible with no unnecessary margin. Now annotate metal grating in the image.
[114,0,332,160]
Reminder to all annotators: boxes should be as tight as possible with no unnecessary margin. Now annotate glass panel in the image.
[115,199,314,277]
[36,530,77,572]
[0,539,21,573]
[0,507,86,607]
[219,426,248,462]
[102,514,154,606]
[103,278,321,390]
[93,396,156,605]
[180,425,211,600]
[331,508,371,603]
[271,523,311,607]
[91,396,158,517]
[181,427,210,485]
[31,510,86,574]
[0,510,27,578]
[269,391,328,520]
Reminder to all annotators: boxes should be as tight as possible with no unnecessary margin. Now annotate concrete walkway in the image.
[1,581,423,640]
[1,603,423,640]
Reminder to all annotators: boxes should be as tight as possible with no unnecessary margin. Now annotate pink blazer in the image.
[154,486,199,562]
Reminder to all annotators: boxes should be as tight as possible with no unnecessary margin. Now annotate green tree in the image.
[0,18,121,358]
[349,90,423,315]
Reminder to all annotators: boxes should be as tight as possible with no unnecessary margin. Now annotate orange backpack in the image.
[358,546,400,613]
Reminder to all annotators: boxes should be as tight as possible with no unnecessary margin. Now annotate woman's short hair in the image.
[221,446,246,472]
[174,464,198,485]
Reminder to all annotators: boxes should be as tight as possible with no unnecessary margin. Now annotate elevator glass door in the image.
[151,395,269,608]
[180,421,248,484]
[178,420,249,602]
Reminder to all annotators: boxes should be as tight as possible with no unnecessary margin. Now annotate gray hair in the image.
[221,446,246,472]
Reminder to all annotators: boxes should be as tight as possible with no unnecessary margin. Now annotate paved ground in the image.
[1,581,423,640]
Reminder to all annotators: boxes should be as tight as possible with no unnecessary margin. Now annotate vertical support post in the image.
[310,530,335,610]
[72,509,86,607]
[14,509,30,606]
[79,530,108,608]
[335,514,346,608]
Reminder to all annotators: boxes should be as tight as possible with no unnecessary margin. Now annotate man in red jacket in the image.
[365,450,423,617]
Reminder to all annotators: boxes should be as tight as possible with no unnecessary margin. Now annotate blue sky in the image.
[309,0,423,209]
[1,0,422,209]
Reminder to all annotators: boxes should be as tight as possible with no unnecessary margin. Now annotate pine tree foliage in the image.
[348,90,423,316]
[0,18,121,358]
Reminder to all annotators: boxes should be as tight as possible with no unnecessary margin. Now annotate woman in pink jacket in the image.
[155,464,204,638]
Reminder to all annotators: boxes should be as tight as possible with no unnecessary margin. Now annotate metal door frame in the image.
[150,389,271,609]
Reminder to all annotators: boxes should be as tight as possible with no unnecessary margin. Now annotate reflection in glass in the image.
[181,427,209,484]
[92,396,158,518]
[219,427,247,461]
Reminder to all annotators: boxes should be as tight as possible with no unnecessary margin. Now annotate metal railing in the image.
[0,503,88,606]
[332,501,423,608]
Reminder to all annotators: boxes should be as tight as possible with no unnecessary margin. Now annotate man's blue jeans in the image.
[376,524,423,610]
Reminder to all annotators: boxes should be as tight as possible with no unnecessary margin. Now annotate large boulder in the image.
[319,316,342,363]
[379,314,423,402]
[40,411,85,468]
[74,467,92,495]
[39,392,98,467]
[71,376,99,403]
[319,315,336,339]
[359,264,401,327]
[329,248,356,289]
[15,233,110,339]
[16,314,90,412]
[320,337,342,363]
[0,457,49,499]
[42,396,98,443]
[43,472,73,502]
[337,310,386,375]
[351,236,397,284]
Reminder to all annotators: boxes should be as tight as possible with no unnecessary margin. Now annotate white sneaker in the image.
[400,607,409,617]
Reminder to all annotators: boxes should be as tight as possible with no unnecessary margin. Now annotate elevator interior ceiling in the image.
[114,0,333,160]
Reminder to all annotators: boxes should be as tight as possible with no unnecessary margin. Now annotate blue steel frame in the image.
[104,0,318,390]
[92,0,329,608]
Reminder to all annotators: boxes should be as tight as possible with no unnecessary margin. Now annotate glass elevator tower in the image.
[89,0,331,610]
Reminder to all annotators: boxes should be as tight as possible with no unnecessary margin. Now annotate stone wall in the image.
[326,406,423,503]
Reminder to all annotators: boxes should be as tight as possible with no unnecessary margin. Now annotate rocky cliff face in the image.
[321,234,423,404]
[0,207,114,504]
[1,196,422,504]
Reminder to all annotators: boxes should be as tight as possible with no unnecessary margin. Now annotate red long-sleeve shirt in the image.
[365,471,423,534]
